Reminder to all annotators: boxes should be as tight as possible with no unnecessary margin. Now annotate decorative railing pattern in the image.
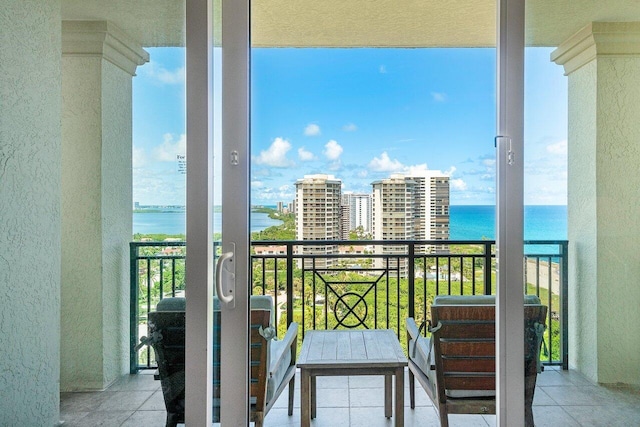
[130,239,568,373]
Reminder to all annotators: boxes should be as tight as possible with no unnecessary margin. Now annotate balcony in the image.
[60,363,640,426]
[54,238,640,426]
[130,239,568,371]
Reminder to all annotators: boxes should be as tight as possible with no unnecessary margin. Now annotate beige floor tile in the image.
[121,410,169,426]
[96,390,155,412]
[138,390,167,411]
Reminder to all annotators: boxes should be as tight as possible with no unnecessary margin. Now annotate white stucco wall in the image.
[61,56,105,390]
[568,54,640,386]
[0,0,62,425]
[61,56,134,390]
[101,61,133,385]
[594,56,640,385]
[567,60,599,382]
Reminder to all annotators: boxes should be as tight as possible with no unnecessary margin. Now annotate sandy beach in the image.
[526,258,560,295]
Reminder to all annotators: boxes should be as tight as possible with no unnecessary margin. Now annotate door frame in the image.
[496,0,526,425]
[185,0,251,425]
[184,0,527,424]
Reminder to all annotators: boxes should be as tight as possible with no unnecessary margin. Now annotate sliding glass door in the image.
[183,0,529,425]
[185,0,251,425]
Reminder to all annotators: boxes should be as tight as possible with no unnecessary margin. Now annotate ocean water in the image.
[134,205,568,252]
[450,205,567,240]
[450,205,567,255]
[133,211,283,235]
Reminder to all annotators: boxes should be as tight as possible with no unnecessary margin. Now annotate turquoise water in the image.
[133,211,283,235]
[449,205,567,240]
[134,205,568,252]
[450,205,567,255]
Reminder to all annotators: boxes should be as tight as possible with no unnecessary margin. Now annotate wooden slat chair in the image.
[406,295,547,427]
[141,295,297,427]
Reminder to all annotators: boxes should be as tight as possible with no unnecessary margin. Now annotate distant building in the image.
[277,201,283,212]
[340,194,351,240]
[372,174,417,276]
[407,171,450,253]
[254,245,287,255]
[371,171,450,276]
[295,174,342,268]
[349,193,373,233]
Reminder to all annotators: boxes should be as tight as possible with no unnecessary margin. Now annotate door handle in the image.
[215,250,235,305]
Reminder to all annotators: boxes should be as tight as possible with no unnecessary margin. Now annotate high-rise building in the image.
[407,171,450,252]
[340,194,351,240]
[342,192,373,238]
[294,174,342,268]
[372,174,417,276]
[371,171,450,276]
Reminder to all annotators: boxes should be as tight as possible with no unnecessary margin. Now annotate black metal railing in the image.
[130,239,568,372]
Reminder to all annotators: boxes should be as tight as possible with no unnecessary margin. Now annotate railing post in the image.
[484,241,493,295]
[408,242,415,319]
[286,242,293,327]
[560,241,569,370]
[129,242,139,374]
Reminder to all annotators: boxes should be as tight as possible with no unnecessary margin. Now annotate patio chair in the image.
[139,295,297,427]
[406,295,547,427]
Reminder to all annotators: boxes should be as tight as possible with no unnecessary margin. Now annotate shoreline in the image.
[526,258,560,294]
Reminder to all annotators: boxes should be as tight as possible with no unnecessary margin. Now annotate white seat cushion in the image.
[266,337,292,403]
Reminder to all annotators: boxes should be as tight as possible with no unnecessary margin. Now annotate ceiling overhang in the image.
[61,1,640,49]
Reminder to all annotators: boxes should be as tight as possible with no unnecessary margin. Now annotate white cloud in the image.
[379,65,387,74]
[328,160,342,171]
[431,92,448,102]
[133,147,147,168]
[443,166,457,176]
[255,137,294,167]
[251,181,264,188]
[252,184,296,202]
[357,170,368,178]
[368,152,404,172]
[323,140,343,161]
[343,123,358,132]
[304,123,321,136]
[547,139,567,155]
[298,147,316,161]
[482,158,496,168]
[140,61,185,85]
[450,178,468,191]
[405,164,430,175]
[133,167,186,205]
[154,133,186,162]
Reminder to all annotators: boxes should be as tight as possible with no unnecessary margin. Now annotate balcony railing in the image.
[130,239,568,373]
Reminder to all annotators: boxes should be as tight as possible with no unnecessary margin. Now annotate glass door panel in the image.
[217,0,251,424]
[185,0,250,425]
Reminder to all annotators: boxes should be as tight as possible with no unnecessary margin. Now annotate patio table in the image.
[297,329,408,427]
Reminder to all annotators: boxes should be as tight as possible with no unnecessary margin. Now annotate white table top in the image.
[297,329,407,369]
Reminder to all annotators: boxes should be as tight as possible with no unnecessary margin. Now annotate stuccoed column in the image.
[0,1,61,425]
[552,22,640,386]
[61,21,148,391]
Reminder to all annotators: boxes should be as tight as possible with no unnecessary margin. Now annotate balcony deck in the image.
[60,367,640,426]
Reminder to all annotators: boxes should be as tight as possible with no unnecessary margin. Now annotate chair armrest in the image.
[270,322,298,376]
[406,317,420,341]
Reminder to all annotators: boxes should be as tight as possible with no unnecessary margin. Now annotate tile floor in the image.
[59,367,640,426]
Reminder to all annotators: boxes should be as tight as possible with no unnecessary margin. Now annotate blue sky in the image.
[133,47,567,206]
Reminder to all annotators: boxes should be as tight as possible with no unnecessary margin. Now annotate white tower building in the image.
[295,174,342,268]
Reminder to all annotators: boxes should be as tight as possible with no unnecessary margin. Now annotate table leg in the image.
[384,373,392,418]
[311,376,317,419]
[395,367,404,427]
[301,370,311,427]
